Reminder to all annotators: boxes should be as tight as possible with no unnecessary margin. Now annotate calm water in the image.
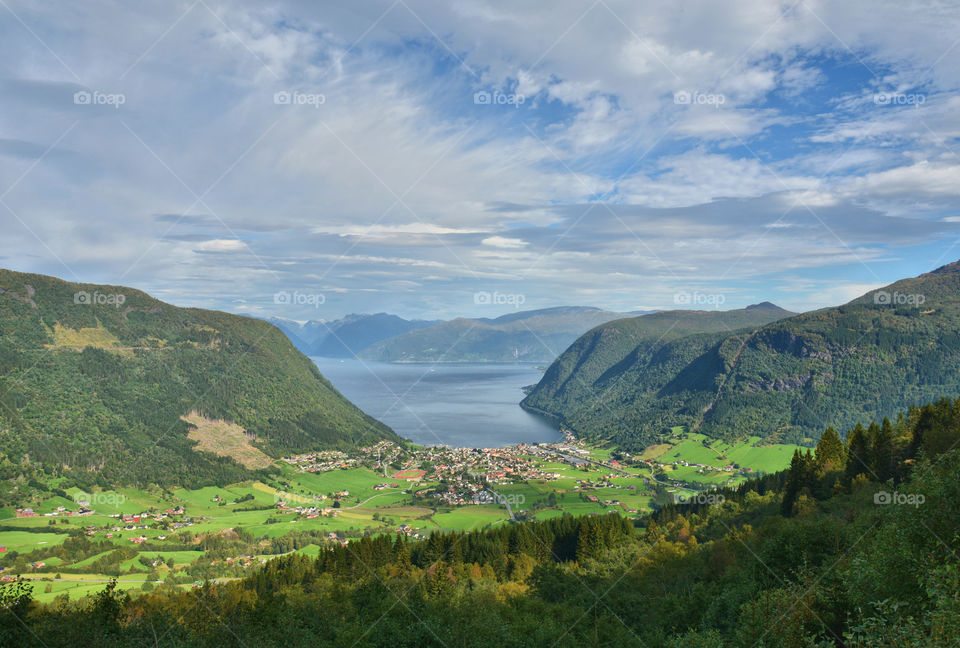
[311,358,561,447]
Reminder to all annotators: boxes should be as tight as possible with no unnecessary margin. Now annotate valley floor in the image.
[0,431,799,602]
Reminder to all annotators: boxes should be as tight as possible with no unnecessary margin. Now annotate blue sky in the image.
[2,0,960,320]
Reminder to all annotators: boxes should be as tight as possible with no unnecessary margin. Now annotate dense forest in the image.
[3,397,959,647]
[0,270,397,489]
[524,262,960,449]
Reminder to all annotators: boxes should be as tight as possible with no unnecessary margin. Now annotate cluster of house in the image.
[433,481,485,506]
[275,501,340,518]
[668,458,752,474]
[15,506,91,518]
[419,445,564,485]
[361,440,404,471]
[373,482,401,490]
[574,476,651,493]
[282,449,359,473]
[327,531,349,546]
[395,524,426,539]
[210,555,259,568]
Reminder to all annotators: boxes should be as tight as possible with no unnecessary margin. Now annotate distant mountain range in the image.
[264,313,440,358]
[523,262,960,449]
[266,306,649,363]
[360,306,649,363]
[0,269,398,488]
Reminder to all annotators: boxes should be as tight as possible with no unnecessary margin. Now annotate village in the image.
[281,430,754,519]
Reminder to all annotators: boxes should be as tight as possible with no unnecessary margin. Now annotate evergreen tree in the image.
[781,449,815,516]
[815,427,846,474]
[844,424,872,484]
[575,522,602,563]
[871,418,894,482]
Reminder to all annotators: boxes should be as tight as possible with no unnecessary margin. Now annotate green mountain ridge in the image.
[0,269,398,488]
[522,262,960,449]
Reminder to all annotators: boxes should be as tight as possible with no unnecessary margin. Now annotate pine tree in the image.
[815,427,846,474]
[575,522,602,563]
[781,449,815,516]
[392,535,411,569]
[871,418,894,482]
[844,424,872,484]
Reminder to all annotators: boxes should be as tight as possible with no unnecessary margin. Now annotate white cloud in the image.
[481,236,529,249]
[194,239,247,252]
[313,223,487,237]
[1,0,959,318]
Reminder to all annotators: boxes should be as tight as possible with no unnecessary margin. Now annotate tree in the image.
[815,427,846,474]
[844,424,872,484]
[870,418,894,482]
[782,449,816,516]
[0,578,34,646]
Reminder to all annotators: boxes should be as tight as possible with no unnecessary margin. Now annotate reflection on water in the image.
[311,358,561,447]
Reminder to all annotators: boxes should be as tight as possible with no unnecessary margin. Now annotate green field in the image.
[432,507,510,531]
[0,531,70,552]
[654,433,800,475]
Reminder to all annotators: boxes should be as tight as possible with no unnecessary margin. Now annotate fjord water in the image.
[311,358,560,447]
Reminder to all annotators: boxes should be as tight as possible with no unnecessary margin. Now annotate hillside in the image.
[524,262,960,449]
[360,306,642,362]
[520,302,797,447]
[0,269,398,488]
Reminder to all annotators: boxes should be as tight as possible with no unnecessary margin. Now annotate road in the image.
[342,491,407,510]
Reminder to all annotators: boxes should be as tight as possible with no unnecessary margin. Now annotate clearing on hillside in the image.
[182,412,273,470]
[45,322,125,350]
[640,443,672,460]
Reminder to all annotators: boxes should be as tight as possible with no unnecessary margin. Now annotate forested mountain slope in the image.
[521,302,795,447]
[524,262,960,449]
[0,270,397,488]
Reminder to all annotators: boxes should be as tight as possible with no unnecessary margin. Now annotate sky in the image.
[2,0,960,321]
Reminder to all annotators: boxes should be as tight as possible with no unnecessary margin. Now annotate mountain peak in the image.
[746,301,780,310]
